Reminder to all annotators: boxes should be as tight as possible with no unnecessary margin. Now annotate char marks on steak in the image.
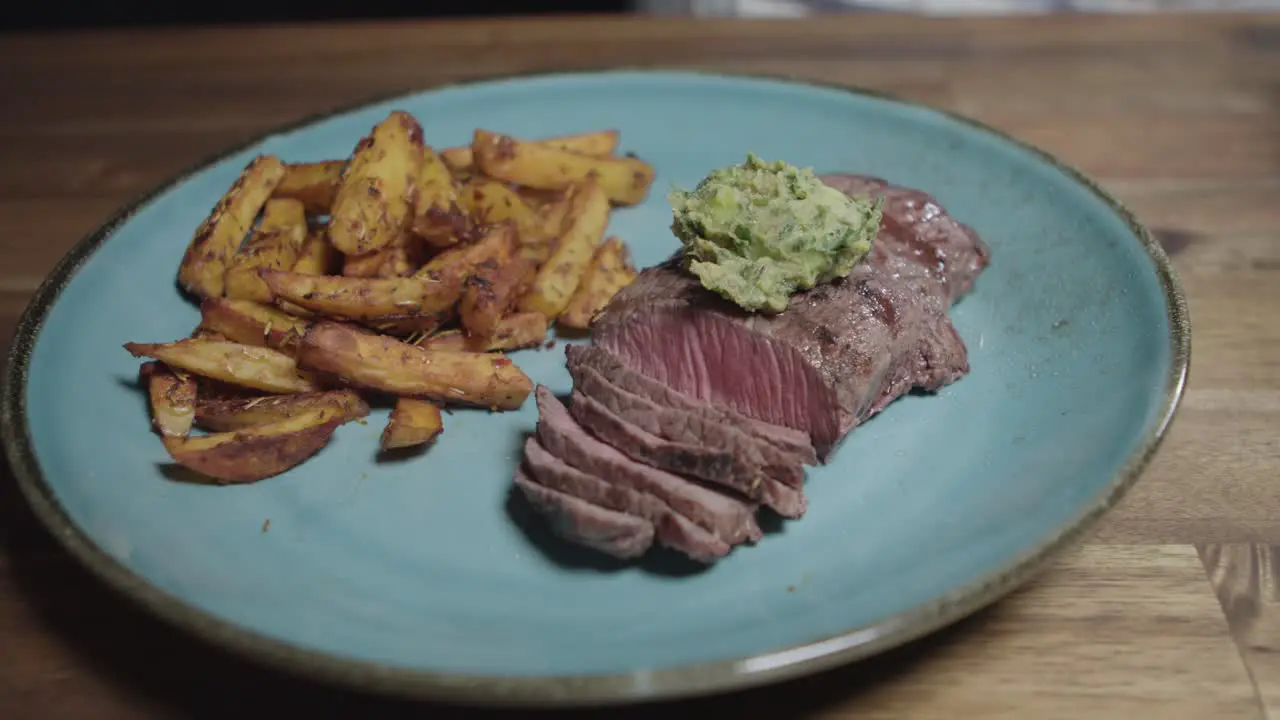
[592,174,991,459]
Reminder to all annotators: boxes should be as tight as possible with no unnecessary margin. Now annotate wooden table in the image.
[1,12,1277,719]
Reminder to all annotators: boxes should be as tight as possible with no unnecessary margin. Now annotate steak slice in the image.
[592,174,990,459]
[566,343,817,466]
[534,386,762,545]
[569,389,807,519]
[567,357,805,488]
[513,469,654,559]
[523,437,731,562]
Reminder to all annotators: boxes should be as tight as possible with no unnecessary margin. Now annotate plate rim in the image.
[0,68,1192,708]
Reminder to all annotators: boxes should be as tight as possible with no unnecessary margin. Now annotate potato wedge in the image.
[125,339,318,394]
[292,229,339,276]
[273,160,344,215]
[459,254,538,340]
[161,407,347,484]
[416,329,468,351]
[224,198,307,303]
[296,321,532,410]
[195,389,369,432]
[471,130,654,206]
[441,129,619,173]
[411,146,469,247]
[458,179,542,240]
[411,223,514,294]
[328,111,425,256]
[261,270,460,320]
[177,155,286,298]
[363,310,452,340]
[140,362,197,438]
[199,297,309,354]
[558,236,638,329]
[381,398,443,450]
[519,179,609,318]
[468,312,549,352]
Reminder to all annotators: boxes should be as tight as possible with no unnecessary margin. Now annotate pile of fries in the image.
[123,110,652,484]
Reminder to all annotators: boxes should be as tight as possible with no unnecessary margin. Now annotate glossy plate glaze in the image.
[1,70,1189,707]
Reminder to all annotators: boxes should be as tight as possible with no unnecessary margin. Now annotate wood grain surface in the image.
[1,13,1276,718]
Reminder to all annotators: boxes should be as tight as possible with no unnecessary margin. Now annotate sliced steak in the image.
[523,437,731,562]
[592,174,990,459]
[569,389,808,519]
[567,357,805,488]
[534,386,762,545]
[566,343,817,466]
[513,469,654,559]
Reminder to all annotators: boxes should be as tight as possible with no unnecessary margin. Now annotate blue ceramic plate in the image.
[1,70,1188,707]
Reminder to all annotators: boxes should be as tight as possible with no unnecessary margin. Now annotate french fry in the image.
[140,362,197,438]
[441,129,620,173]
[224,198,307,303]
[124,339,318,394]
[195,390,369,432]
[261,270,461,320]
[459,254,539,340]
[199,297,310,355]
[471,130,654,206]
[177,155,286,298]
[381,398,444,450]
[519,179,609,318]
[291,228,339,276]
[296,321,532,410]
[557,236,638,329]
[328,111,424,256]
[411,223,514,295]
[273,160,344,214]
[411,146,470,247]
[416,329,468,351]
[161,407,349,484]
[468,312,549,352]
[458,179,542,240]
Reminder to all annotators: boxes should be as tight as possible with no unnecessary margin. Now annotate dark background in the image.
[2,1,635,32]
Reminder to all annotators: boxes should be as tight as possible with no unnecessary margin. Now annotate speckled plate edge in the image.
[0,68,1191,708]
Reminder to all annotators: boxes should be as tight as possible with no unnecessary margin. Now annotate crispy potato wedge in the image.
[558,236,638,329]
[328,111,425,256]
[224,198,307,303]
[411,146,469,246]
[125,339,318,394]
[411,223,514,295]
[195,389,369,432]
[467,312,549,352]
[519,179,609,318]
[416,329,468,351]
[380,397,443,450]
[199,297,309,354]
[177,155,286,298]
[441,129,619,173]
[273,160,344,215]
[140,362,197,438]
[161,407,348,484]
[459,254,538,340]
[458,179,542,240]
[292,229,339,276]
[261,270,460,320]
[471,130,654,206]
[296,321,532,410]
[364,310,452,340]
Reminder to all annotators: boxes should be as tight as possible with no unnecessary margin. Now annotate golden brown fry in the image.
[459,254,538,340]
[296,321,532,410]
[261,270,460,320]
[343,245,412,278]
[177,155,286,299]
[291,228,339,276]
[411,146,469,247]
[519,179,609,318]
[124,339,318,394]
[380,398,443,450]
[467,312,549,352]
[199,297,310,355]
[195,389,369,432]
[458,179,542,240]
[140,362,197,438]
[273,160,344,214]
[161,407,348,484]
[410,223,514,298]
[363,310,452,340]
[224,198,307,303]
[417,329,468,351]
[558,236,638,329]
[471,130,654,206]
[441,129,620,173]
[328,111,424,256]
